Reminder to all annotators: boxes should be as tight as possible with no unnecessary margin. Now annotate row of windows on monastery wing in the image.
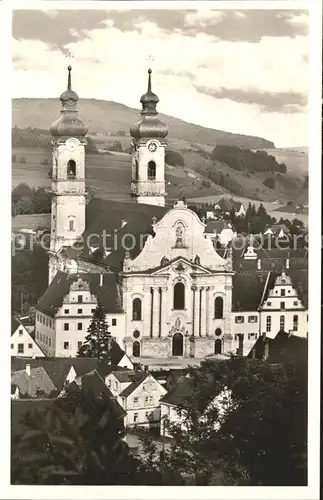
[265,314,300,332]
[134,160,157,180]
[36,314,54,329]
[132,294,224,321]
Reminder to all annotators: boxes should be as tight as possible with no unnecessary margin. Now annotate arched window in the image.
[173,282,185,310]
[214,297,223,319]
[67,159,76,178]
[280,315,285,331]
[132,341,140,357]
[293,315,298,331]
[135,159,139,180]
[132,298,142,321]
[214,339,222,355]
[148,161,156,180]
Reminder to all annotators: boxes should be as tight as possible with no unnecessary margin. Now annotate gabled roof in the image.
[11,367,56,398]
[11,357,115,391]
[11,317,23,336]
[248,331,307,365]
[265,224,291,234]
[267,331,307,364]
[36,271,123,317]
[160,378,193,406]
[118,372,150,397]
[111,370,145,383]
[12,357,72,390]
[80,198,168,271]
[81,371,126,416]
[232,271,273,311]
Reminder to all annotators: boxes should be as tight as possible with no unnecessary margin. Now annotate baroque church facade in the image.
[34,65,308,360]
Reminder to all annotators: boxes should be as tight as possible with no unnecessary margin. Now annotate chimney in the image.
[257,259,261,270]
[286,258,290,269]
[25,363,31,377]
[99,273,104,287]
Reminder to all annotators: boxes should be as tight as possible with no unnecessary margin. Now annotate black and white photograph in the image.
[2,0,321,497]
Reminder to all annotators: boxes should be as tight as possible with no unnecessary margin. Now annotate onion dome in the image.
[50,65,88,138]
[130,69,168,140]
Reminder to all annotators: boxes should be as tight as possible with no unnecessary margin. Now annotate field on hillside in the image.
[257,148,308,179]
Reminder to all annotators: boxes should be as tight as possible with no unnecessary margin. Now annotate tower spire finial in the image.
[147,68,152,92]
[66,51,74,90]
[67,65,72,90]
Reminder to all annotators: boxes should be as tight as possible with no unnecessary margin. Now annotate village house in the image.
[160,376,235,439]
[204,220,237,247]
[11,317,45,358]
[105,370,167,428]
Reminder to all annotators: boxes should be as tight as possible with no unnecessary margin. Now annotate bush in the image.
[263,177,276,189]
[165,150,184,167]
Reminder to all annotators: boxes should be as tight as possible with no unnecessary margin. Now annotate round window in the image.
[215,328,222,337]
[133,330,140,339]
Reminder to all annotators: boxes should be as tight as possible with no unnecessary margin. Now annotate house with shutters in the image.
[105,369,167,428]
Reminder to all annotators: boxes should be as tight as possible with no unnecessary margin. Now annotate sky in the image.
[12,7,310,147]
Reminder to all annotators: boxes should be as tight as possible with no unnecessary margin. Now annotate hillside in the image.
[12,98,275,150]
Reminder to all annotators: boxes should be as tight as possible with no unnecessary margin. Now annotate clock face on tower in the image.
[148,141,158,153]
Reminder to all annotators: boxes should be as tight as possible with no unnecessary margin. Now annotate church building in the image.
[34,65,308,360]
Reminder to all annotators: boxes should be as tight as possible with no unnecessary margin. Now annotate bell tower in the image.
[48,65,88,284]
[130,69,168,207]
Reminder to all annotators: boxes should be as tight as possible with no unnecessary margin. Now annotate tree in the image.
[33,187,51,214]
[15,196,34,215]
[12,183,33,204]
[155,357,307,486]
[263,177,276,189]
[11,384,145,485]
[165,150,184,167]
[77,305,113,361]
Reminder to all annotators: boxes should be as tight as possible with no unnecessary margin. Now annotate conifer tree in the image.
[77,305,112,361]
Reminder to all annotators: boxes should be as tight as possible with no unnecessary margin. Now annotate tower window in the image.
[148,161,156,180]
[132,298,142,321]
[266,315,271,332]
[173,282,185,310]
[67,159,76,179]
[135,159,139,180]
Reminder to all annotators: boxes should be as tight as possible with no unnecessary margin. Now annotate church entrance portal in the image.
[172,332,184,356]
[214,339,222,355]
